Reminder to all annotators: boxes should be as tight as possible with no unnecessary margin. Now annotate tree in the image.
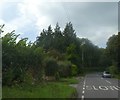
[32,47,45,82]
[2,31,21,85]
[106,34,119,73]
[44,57,58,76]
[58,61,72,77]
[3,22,115,86]
[2,31,18,71]
[118,32,120,71]
[2,31,45,85]
[66,43,80,67]
[63,22,76,48]
[99,48,111,67]
[106,35,118,65]
[79,38,101,68]
[52,23,64,52]
[36,25,53,51]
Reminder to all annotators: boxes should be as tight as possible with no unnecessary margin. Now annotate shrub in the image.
[3,66,24,86]
[3,68,13,86]
[71,64,78,76]
[24,68,34,85]
[55,72,60,81]
[58,61,72,77]
[44,57,58,76]
[108,65,118,77]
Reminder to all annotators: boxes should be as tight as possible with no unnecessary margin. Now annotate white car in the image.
[102,71,111,78]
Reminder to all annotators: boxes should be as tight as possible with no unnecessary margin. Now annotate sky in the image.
[0,0,119,48]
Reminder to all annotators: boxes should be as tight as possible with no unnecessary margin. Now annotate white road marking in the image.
[81,80,86,100]
[113,86,119,90]
[86,85,92,90]
[82,90,85,94]
[116,86,120,89]
[99,86,108,90]
[81,95,84,100]
[93,85,99,90]
[83,80,86,90]
[108,86,115,90]
[86,85,120,91]
[106,80,111,84]
[84,81,86,85]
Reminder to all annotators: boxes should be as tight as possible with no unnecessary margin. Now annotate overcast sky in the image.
[0,0,118,48]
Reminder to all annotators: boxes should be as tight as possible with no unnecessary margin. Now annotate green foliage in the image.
[2,67,13,86]
[2,32,18,68]
[44,57,58,76]
[52,23,64,52]
[36,25,53,50]
[80,38,101,67]
[99,48,111,67]
[118,32,120,71]
[33,47,44,65]
[36,22,105,72]
[46,49,66,61]
[106,34,119,72]
[63,22,76,49]
[55,72,60,81]
[60,77,79,84]
[31,47,45,83]
[71,64,78,76]
[108,65,118,75]
[3,23,119,86]
[24,69,33,85]
[106,34,118,63]
[58,61,72,77]
[3,81,77,98]
[36,22,77,53]
[66,43,80,67]
[2,31,45,86]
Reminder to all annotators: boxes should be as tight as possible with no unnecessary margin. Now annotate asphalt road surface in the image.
[77,73,120,100]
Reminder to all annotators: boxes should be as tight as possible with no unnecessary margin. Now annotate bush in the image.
[55,72,60,81]
[71,64,78,76]
[58,61,72,77]
[24,68,34,85]
[108,65,118,75]
[44,57,58,76]
[3,66,27,86]
[46,49,66,60]
[3,68,13,86]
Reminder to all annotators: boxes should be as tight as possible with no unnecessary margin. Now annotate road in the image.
[76,73,120,100]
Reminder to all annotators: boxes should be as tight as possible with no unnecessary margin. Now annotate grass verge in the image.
[59,77,79,84]
[2,77,79,98]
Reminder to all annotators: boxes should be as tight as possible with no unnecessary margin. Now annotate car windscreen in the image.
[105,71,110,74]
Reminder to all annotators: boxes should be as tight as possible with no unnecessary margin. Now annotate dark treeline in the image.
[36,22,104,68]
[0,23,119,86]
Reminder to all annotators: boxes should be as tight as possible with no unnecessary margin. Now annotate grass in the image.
[2,77,79,98]
[59,77,79,84]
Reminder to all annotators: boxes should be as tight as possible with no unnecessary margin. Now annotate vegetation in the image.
[1,22,119,98]
[106,33,120,78]
[3,79,77,98]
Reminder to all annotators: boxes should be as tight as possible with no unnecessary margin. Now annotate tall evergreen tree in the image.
[36,25,53,51]
[52,23,64,52]
[63,22,76,48]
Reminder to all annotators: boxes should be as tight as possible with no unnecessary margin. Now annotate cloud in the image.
[60,2,118,47]
[0,1,118,48]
